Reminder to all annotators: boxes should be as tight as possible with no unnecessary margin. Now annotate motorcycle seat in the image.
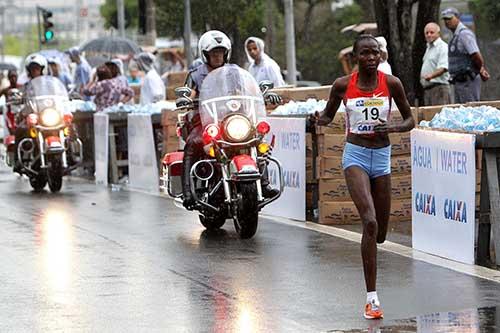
[162,151,184,166]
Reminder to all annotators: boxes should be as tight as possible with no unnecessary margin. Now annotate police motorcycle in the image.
[161,66,284,239]
[8,76,83,192]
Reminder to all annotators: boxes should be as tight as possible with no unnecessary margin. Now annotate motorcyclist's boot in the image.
[260,164,279,199]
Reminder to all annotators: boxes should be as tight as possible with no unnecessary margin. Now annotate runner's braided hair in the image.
[353,34,380,54]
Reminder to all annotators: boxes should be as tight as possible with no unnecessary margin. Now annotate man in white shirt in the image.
[420,22,451,106]
[245,37,285,88]
[134,52,165,105]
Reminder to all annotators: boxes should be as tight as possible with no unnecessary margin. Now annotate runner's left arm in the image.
[374,76,415,133]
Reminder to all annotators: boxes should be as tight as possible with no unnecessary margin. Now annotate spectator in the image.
[0,69,22,134]
[442,7,489,103]
[245,36,285,87]
[106,59,128,85]
[134,52,165,105]
[48,57,72,91]
[127,65,142,85]
[420,22,451,106]
[83,65,134,112]
[65,47,92,100]
[375,36,392,75]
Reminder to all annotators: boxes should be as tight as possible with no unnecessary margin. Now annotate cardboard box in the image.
[317,154,412,179]
[163,139,180,154]
[166,71,188,88]
[161,109,180,126]
[306,133,313,157]
[271,85,332,102]
[131,84,141,103]
[476,149,482,170]
[390,132,411,156]
[318,174,412,202]
[317,156,344,179]
[306,156,314,182]
[319,198,412,225]
[163,125,178,142]
[476,169,481,193]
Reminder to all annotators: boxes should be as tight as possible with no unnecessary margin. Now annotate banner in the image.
[263,117,306,221]
[411,129,476,264]
[94,113,109,186]
[128,114,159,193]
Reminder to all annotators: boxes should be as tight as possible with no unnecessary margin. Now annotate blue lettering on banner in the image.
[268,168,300,189]
[356,100,364,107]
[280,132,301,151]
[440,149,467,175]
[415,192,436,216]
[444,199,467,223]
[412,143,432,169]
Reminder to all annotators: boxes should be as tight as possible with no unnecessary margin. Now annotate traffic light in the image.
[39,7,54,43]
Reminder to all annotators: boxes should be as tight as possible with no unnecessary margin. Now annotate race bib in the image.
[346,97,390,134]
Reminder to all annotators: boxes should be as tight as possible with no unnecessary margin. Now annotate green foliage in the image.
[4,25,40,56]
[293,2,363,84]
[100,0,138,30]
[469,0,500,40]
[154,0,362,83]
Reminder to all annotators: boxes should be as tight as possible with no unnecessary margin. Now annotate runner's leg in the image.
[370,175,391,244]
[345,166,377,292]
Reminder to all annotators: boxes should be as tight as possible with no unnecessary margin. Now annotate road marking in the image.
[263,214,500,284]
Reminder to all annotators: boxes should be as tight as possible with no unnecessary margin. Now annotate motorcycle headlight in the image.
[40,108,62,127]
[224,115,252,142]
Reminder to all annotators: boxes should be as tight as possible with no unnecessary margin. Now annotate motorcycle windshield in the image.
[199,66,266,128]
[25,76,69,113]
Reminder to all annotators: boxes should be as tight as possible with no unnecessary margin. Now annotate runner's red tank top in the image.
[343,71,392,135]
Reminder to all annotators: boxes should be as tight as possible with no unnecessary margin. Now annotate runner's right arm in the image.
[316,76,348,126]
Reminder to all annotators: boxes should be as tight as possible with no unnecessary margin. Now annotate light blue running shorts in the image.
[342,142,391,179]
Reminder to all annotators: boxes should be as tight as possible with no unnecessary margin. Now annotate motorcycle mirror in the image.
[259,80,274,94]
[175,87,192,99]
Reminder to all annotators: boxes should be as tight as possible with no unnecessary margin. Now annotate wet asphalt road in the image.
[1,168,500,332]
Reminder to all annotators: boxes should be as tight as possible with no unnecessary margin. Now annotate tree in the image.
[100,0,138,30]
[155,0,265,65]
[373,0,441,105]
[469,0,500,41]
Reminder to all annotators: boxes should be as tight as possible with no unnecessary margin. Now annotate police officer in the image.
[442,7,489,103]
[181,30,279,209]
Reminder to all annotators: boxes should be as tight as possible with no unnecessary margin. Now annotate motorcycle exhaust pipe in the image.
[193,160,214,181]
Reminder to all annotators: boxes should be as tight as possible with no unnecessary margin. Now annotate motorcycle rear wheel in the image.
[234,182,259,239]
[47,157,63,193]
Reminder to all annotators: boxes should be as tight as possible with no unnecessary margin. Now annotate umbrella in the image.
[80,36,142,56]
[0,63,17,71]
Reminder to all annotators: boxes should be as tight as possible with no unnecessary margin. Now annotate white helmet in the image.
[198,30,232,65]
[25,53,47,74]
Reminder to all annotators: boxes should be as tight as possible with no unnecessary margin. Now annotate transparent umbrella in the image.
[80,36,142,56]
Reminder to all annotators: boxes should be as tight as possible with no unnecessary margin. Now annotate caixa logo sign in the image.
[444,199,467,223]
[415,192,436,216]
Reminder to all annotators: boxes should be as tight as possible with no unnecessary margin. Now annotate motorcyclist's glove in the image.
[264,92,283,105]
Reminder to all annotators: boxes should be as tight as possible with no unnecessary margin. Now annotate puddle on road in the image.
[328,306,499,332]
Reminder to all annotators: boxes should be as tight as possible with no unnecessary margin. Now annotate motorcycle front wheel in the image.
[234,182,259,239]
[199,213,226,231]
[47,157,63,193]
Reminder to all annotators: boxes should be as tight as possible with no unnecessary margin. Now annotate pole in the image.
[184,0,193,66]
[284,0,297,85]
[117,0,125,38]
[0,7,5,61]
[265,0,274,56]
[36,6,42,51]
[145,0,156,45]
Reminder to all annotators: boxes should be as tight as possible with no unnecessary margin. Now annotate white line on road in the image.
[263,215,500,284]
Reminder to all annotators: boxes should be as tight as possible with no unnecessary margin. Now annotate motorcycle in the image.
[161,66,284,239]
[5,76,83,192]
